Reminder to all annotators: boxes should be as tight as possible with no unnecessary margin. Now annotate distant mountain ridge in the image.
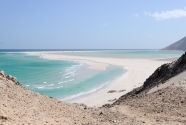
[162,36,186,50]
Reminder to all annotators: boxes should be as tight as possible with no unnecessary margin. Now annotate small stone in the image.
[99,111,103,115]
[0,71,5,77]
[107,90,117,93]
[119,89,126,92]
[16,82,21,86]
[6,75,17,82]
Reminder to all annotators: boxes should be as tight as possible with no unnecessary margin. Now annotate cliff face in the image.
[162,36,186,50]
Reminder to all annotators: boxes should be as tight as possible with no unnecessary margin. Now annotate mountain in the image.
[162,36,186,50]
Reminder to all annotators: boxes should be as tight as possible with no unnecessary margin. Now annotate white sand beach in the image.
[24,52,171,107]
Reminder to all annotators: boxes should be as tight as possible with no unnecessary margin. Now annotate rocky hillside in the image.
[111,51,186,103]
[1,70,168,125]
[0,71,97,125]
[143,51,186,88]
[162,36,186,50]
[106,52,186,124]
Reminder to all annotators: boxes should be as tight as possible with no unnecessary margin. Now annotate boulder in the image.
[0,71,5,77]
[6,75,17,82]
[0,109,8,120]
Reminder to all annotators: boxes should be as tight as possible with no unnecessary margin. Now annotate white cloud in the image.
[134,14,139,17]
[145,8,186,20]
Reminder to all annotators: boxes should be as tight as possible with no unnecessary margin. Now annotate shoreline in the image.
[23,52,172,107]
[155,57,179,61]
[62,68,126,103]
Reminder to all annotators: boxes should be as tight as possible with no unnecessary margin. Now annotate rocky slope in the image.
[0,71,96,125]
[0,70,159,125]
[162,36,186,50]
[143,51,186,88]
[103,52,186,124]
[111,51,186,104]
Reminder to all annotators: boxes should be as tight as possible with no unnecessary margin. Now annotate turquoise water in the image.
[0,51,125,100]
[56,50,185,59]
[0,50,184,100]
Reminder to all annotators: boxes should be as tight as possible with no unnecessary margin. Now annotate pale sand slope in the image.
[24,52,171,107]
[148,70,186,94]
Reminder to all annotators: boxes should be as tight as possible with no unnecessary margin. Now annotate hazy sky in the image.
[1,0,186,49]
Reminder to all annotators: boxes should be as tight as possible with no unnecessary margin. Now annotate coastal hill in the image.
[162,36,186,50]
[110,52,186,124]
[0,71,151,125]
[1,53,186,124]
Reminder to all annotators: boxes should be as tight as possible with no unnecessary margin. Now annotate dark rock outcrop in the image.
[144,51,186,89]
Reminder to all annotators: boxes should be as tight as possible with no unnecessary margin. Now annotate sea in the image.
[0,49,184,101]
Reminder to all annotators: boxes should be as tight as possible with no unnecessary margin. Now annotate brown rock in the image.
[119,90,126,92]
[6,75,17,82]
[0,71,5,77]
[107,90,117,93]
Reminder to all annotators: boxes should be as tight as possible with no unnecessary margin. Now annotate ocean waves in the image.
[62,80,112,101]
